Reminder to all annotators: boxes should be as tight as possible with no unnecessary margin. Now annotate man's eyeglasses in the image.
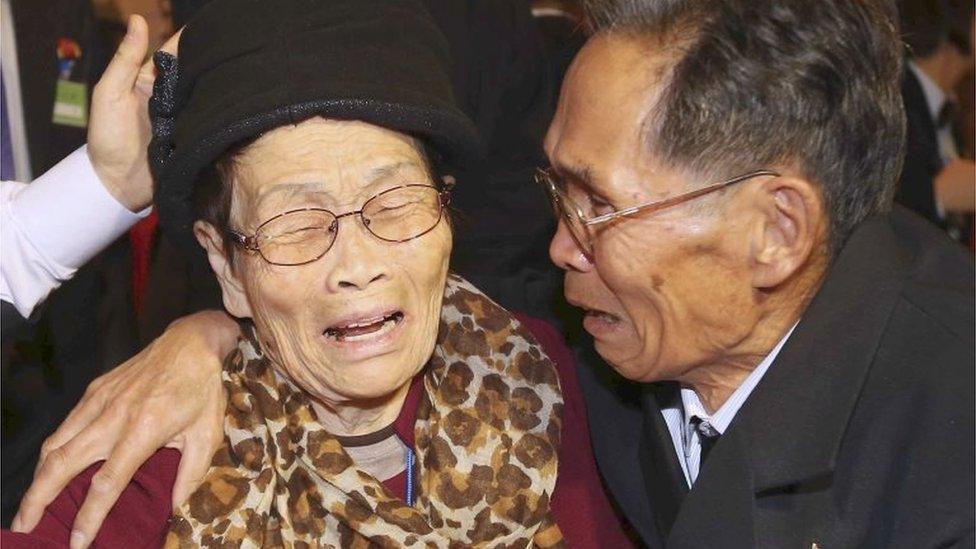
[227,183,452,266]
[535,167,780,258]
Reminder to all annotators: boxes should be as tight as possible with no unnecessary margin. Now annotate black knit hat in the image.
[148,0,481,252]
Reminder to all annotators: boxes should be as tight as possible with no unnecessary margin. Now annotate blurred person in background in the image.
[532,0,587,107]
[897,0,975,240]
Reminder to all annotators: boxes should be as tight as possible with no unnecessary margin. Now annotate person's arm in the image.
[9,310,238,549]
[0,149,148,319]
[0,14,163,320]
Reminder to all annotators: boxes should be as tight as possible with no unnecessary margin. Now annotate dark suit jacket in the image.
[577,207,975,548]
[896,68,944,227]
[9,0,107,177]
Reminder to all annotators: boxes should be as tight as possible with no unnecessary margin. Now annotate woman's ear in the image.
[193,221,253,318]
[748,175,825,289]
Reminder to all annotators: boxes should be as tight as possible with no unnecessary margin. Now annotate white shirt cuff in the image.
[1,145,150,317]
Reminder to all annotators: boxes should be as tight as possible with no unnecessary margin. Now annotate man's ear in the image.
[193,220,253,318]
[748,175,825,289]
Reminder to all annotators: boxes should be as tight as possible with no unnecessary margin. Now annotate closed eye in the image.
[267,225,326,242]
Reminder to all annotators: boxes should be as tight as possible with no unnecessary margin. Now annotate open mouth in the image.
[582,307,620,323]
[324,311,405,342]
[581,306,622,337]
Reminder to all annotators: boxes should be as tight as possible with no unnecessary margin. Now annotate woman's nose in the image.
[324,217,390,292]
[549,219,594,272]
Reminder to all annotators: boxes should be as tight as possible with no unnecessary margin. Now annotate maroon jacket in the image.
[3,314,632,548]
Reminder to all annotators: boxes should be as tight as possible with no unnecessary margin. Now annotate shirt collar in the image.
[680,322,798,435]
[908,61,948,122]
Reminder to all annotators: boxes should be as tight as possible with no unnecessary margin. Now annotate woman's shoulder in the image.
[511,313,573,371]
[2,449,180,548]
[510,311,636,548]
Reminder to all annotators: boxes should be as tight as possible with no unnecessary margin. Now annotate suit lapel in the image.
[902,69,940,170]
[573,337,664,548]
[639,384,689,541]
[667,433,757,548]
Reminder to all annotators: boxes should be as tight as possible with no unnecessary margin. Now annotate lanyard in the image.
[405,446,415,506]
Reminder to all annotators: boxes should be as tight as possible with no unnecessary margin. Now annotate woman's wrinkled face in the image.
[201,118,451,407]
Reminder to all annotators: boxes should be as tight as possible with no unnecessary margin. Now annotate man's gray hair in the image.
[584,0,906,256]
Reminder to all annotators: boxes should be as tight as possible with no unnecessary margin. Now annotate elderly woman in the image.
[3,0,629,547]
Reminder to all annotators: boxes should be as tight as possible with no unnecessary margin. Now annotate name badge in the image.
[52,37,88,128]
[53,79,88,127]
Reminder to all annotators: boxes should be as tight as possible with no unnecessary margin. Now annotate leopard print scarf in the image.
[166,275,565,547]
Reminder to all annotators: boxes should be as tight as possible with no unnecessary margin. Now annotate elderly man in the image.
[539,0,974,546]
[11,0,975,547]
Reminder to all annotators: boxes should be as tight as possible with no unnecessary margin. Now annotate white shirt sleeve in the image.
[1,145,151,318]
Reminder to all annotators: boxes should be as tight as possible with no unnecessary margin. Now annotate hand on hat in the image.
[87,15,181,212]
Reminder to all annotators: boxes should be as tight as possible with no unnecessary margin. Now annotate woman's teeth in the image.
[325,312,403,341]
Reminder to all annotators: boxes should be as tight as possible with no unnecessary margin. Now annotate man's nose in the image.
[549,219,594,272]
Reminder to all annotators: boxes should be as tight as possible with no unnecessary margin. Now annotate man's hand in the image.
[87,15,180,212]
[9,311,238,549]
[935,159,976,214]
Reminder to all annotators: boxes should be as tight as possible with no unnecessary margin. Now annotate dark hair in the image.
[192,131,447,261]
[585,0,906,255]
[898,0,974,57]
[193,144,248,262]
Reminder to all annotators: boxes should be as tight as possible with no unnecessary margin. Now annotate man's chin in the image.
[592,341,663,383]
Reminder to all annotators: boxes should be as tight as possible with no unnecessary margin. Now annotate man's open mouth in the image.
[324,311,404,341]
[582,307,620,323]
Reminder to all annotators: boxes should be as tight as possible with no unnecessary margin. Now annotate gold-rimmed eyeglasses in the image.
[535,167,780,258]
[227,183,452,266]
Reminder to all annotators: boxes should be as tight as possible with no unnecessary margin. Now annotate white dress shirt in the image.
[661,324,797,486]
[1,146,149,318]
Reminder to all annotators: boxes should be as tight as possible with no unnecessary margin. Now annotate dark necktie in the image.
[937,100,957,130]
[937,100,966,151]
[690,416,721,464]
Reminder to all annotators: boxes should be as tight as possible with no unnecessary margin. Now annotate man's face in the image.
[545,35,762,383]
